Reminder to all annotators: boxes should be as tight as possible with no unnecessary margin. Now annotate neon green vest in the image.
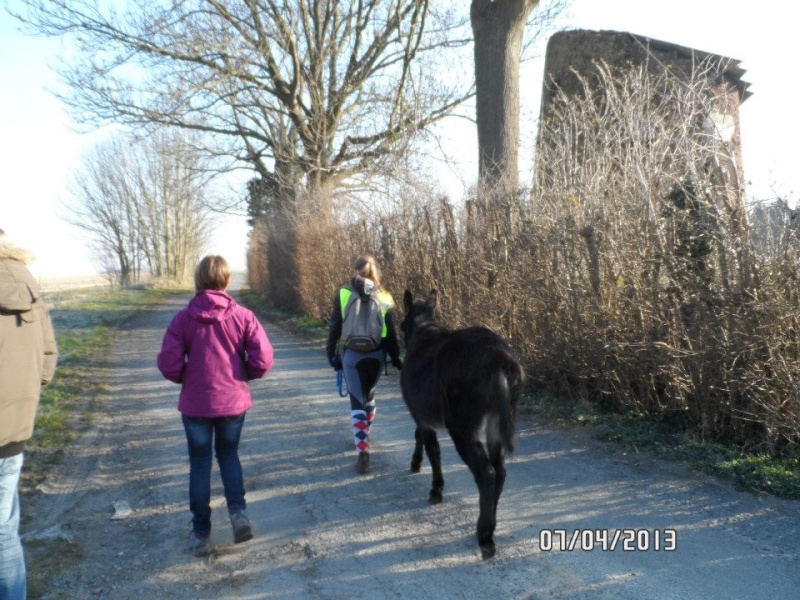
[339,288,394,339]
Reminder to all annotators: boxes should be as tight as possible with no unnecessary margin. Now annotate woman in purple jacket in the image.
[157,255,273,557]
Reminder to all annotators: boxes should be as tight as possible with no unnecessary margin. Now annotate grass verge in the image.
[22,285,190,491]
[522,389,800,499]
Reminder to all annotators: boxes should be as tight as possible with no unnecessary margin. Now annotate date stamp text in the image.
[538,528,677,552]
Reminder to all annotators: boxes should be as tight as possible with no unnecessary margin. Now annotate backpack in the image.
[341,286,385,352]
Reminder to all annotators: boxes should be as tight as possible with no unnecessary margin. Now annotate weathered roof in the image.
[631,31,752,102]
[547,29,752,103]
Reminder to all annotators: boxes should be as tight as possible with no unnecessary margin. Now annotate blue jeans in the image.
[182,414,247,535]
[0,454,25,600]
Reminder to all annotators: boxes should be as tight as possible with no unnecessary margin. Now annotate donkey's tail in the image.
[490,354,525,455]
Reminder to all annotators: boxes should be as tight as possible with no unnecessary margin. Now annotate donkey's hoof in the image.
[481,542,495,560]
[410,459,422,473]
[479,540,496,560]
[428,489,443,504]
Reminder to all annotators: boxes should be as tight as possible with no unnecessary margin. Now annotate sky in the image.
[1,0,797,279]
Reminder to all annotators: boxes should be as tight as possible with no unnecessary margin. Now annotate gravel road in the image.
[21,286,800,599]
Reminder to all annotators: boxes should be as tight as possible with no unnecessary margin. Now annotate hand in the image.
[392,357,403,371]
[329,355,343,371]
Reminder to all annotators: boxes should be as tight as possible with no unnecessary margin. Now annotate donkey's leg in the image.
[410,426,424,473]
[450,433,497,559]
[487,440,506,525]
[420,427,444,504]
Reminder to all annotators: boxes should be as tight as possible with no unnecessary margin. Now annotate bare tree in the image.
[14,0,473,215]
[67,137,144,286]
[66,130,213,285]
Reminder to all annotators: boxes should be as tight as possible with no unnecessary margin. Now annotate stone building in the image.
[538,29,751,201]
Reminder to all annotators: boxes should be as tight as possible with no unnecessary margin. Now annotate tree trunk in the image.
[471,0,537,200]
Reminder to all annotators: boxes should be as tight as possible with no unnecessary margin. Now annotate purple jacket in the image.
[157,290,273,417]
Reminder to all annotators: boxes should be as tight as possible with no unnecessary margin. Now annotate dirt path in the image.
[22,290,800,599]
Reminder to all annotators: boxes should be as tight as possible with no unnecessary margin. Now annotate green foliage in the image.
[246,176,276,226]
[712,455,800,498]
[298,315,327,332]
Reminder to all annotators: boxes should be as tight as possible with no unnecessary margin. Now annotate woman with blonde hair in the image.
[158,255,274,556]
[326,255,402,474]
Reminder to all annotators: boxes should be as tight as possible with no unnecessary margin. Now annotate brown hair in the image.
[195,255,231,291]
[353,255,381,288]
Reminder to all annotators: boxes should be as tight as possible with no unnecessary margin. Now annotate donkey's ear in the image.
[403,289,414,313]
[427,289,438,310]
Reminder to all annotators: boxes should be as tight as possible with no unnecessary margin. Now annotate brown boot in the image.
[355,451,370,474]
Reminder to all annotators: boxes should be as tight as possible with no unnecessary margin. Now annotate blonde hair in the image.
[195,255,231,291]
[353,255,381,288]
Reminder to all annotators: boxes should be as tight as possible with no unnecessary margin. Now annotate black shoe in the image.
[355,452,370,474]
